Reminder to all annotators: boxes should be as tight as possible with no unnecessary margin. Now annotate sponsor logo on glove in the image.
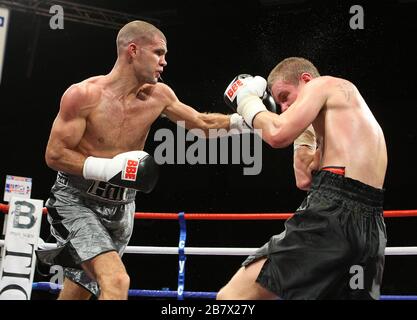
[123,159,139,181]
[226,79,244,102]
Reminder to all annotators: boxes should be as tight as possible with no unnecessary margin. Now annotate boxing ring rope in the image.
[1,240,416,256]
[1,203,417,218]
[134,210,417,219]
[29,282,417,300]
[1,203,417,300]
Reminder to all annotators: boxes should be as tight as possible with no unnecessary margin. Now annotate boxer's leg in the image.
[58,277,92,300]
[217,258,278,300]
[81,251,130,300]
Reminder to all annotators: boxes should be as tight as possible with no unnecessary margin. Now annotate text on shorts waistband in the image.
[56,171,132,202]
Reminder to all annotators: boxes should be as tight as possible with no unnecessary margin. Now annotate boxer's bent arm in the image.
[45,85,90,175]
[293,147,320,190]
[252,78,328,148]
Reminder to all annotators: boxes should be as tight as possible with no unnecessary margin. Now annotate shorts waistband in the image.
[321,166,345,176]
[55,171,136,204]
[311,170,384,209]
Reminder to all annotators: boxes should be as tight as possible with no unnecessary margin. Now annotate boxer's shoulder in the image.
[311,76,356,93]
[152,81,172,94]
[300,76,337,100]
[147,82,178,103]
[60,80,101,116]
[65,77,103,97]
[305,75,334,88]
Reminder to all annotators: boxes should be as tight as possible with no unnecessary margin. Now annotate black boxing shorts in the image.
[242,168,386,300]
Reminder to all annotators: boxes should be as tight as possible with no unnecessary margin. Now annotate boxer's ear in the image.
[128,42,138,58]
[300,73,312,83]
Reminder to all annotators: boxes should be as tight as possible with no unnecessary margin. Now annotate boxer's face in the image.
[133,35,167,84]
[270,80,299,113]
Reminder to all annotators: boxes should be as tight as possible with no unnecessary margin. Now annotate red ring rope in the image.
[1,203,416,220]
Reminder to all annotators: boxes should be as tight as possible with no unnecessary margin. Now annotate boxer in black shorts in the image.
[241,168,385,299]
[218,57,387,300]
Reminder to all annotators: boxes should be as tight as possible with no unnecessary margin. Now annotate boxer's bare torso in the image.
[312,76,387,189]
[259,76,387,189]
[45,77,171,175]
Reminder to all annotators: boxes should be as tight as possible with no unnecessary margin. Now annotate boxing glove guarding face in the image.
[224,74,277,114]
[224,74,253,112]
[262,89,278,114]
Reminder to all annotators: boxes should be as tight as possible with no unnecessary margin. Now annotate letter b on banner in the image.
[13,200,36,229]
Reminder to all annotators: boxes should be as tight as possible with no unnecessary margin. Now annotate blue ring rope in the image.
[32,282,416,300]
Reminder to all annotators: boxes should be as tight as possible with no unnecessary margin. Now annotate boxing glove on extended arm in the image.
[82,150,159,193]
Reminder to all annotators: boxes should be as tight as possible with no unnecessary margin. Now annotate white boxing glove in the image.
[229,113,251,132]
[236,76,268,128]
[83,150,159,193]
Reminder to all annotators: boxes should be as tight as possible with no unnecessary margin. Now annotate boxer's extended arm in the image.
[45,84,90,175]
[161,84,244,137]
[244,77,328,148]
[166,100,231,134]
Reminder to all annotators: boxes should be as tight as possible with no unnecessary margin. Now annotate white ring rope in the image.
[0,240,416,256]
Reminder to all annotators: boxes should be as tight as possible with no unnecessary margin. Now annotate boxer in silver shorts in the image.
[37,20,247,300]
[38,172,137,296]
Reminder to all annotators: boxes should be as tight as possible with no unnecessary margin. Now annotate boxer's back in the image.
[315,77,387,188]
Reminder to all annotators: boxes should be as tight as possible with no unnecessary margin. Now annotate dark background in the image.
[0,0,416,299]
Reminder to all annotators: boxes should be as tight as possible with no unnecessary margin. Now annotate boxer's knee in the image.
[216,285,234,300]
[101,270,130,288]
[84,251,130,299]
[99,271,130,299]
[217,282,252,300]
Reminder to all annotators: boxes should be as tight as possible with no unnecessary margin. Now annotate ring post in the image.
[177,211,186,300]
